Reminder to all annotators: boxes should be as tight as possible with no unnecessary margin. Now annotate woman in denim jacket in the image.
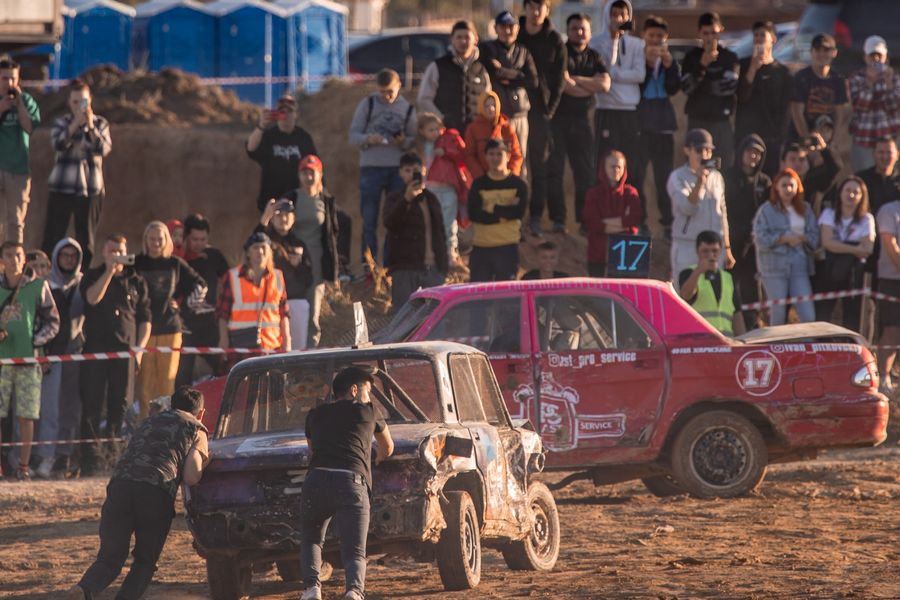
[752,168,820,325]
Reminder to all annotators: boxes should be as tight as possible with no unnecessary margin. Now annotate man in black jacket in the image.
[480,10,538,168]
[725,134,771,329]
[681,12,739,168]
[735,21,792,177]
[383,153,447,309]
[858,136,900,217]
[638,15,680,237]
[518,0,567,236]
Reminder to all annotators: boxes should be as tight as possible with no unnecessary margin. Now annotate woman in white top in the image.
[814,176,875,331]
[752,168,820,325]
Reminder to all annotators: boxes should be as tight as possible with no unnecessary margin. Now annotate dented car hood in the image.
[736,322,867,346]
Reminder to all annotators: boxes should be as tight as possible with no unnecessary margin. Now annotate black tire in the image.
[670,410,768,498]
[206,556,251,600]
[276,559,333,583]
[501,482,560,571]
[641,474,686,497]
[436,491,481,590]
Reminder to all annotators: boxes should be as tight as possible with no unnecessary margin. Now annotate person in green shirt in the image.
[0,59,41,243]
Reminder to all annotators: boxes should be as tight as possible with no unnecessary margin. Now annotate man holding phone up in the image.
[678,230,745,336]
[42,79,111,271]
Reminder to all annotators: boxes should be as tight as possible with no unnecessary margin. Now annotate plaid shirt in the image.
[849,69,900,148]
[215,265,289,323]
[47,113,112,196]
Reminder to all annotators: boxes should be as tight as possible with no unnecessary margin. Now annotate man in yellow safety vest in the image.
[678,230,746,336]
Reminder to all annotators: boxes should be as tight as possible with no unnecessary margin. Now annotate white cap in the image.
[864,35,888,56]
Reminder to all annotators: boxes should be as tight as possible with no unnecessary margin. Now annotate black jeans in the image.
[300,468,370,595]
[548,113,595,224]
[732,255,760,330]
[470,245,519,282]
[527,111,552,223]
[595,109,644,220]
[638,131,674,228]
[42,192,101,270]
[79,480,175,600]
[175,314,222,388]
[80,358,130,472]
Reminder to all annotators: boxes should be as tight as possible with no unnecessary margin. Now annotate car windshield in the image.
[374,297,439,343]
[218,356,442,438]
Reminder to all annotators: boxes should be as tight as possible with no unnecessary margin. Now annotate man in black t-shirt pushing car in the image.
[300,366,395,600]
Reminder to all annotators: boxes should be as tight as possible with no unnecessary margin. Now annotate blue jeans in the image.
[359,166,403,262]
[761,250,814,325]
[300,468,370,595]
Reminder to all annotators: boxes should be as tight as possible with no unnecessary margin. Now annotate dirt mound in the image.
[32,66,257,127]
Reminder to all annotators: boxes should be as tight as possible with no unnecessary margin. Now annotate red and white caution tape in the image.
[739,288,871,311]
[0,437,123,448]
[0,346,278,366]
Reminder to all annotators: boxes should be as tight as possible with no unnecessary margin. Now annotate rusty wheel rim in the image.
[690,427,749,487]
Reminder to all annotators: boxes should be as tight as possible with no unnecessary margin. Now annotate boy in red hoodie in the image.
[582,150,643,276]
[464,91,523,179]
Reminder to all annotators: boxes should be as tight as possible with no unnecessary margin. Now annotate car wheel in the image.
[501,482,560,572]
[436,490,481,590]
[670,410,768,498]
[641,474,686,497]
[276,559,333,583]
[206,556,251,600]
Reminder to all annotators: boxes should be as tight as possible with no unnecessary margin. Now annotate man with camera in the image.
[667,128,734,282]
[246,94,318,213]
[848,35,900,172]
[0,58,40,244]
[79,234,152,476]
[779,125,839,207]
[383,152,447,309]
[678,230,745,336]
[42,79,112,270]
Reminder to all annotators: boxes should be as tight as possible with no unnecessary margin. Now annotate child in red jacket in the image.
[418,112,470,265]
[582,151,643,277]
[463,91,523,179]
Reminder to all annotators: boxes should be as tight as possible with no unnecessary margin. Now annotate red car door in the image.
[522,291,667,463]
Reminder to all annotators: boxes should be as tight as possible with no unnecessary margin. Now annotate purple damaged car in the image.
[184,342,559,599]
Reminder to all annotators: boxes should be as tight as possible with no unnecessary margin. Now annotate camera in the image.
[7,89,17,101]
[800,136,821,152]
[411,170,423,186]
[269,109,285,121]
[701,157,722,170]
[617,20,633,32]
[113,254,136,266]
[79,97,89,111]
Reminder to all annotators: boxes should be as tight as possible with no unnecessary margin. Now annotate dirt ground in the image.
[2,445,899,600]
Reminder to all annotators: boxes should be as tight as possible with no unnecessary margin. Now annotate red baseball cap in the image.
[298,154,323,173]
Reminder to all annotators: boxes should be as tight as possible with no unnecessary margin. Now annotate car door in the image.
[527,292,666,460]
[419,295,532,424]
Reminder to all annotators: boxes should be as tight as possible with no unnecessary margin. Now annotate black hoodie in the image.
[735,57,793,143]
[517,16,567,118]
[725,134,772,261]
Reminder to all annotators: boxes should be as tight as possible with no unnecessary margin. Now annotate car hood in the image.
[736,322,867,346]
[206,423,446,473]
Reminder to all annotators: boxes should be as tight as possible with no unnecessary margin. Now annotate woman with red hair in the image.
[752,168,820,325]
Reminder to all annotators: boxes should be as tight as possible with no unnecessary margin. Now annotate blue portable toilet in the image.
[209,0,289,106]
[58,0,135,79]
[133,0,218,77]
[277,0,348,93]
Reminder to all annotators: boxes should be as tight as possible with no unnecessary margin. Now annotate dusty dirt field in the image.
[2,446,899,600]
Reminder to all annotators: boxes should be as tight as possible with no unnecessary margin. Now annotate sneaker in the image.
[343,591,365,600]
[300,585,322,600]
[552,222,567,235]
[528,220,544,238]
[15,466,32,481]
[35,457,54,479]
[879,375,895,395]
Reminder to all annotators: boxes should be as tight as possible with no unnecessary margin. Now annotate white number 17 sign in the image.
[736,351,782,396]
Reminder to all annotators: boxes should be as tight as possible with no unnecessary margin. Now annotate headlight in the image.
[852,366,873,388]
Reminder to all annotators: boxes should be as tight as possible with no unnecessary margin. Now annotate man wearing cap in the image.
[299,365,394,600]
[479,10,538,168]
[848,35,900,172]
[667,128,734,282]
[790,33,849,144]
[216,232,291,352]
[247,93,319,212]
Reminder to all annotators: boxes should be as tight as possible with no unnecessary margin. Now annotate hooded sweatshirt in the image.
[47,237,85,355]
[582,158,643,263]
[348,93,418,167]
[724,135,772,261]
[589,0,646,111]
[517,16,567,118]
[463,91,524,179]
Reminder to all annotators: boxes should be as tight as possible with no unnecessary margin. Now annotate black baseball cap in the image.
[685,128,714,150]
[495,10,516,26]
[244,231,272,250]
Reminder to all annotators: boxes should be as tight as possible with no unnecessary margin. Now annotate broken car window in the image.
[425,297,522,354]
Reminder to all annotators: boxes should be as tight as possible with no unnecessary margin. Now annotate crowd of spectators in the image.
[2,0,900,479]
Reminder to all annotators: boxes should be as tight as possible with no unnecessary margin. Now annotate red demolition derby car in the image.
[368,277,890,498]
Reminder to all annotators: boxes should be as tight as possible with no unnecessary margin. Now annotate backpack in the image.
[364,95,414,133]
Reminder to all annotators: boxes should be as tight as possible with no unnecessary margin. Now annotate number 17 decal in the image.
[736,350,782,396]
[611,239,650,272]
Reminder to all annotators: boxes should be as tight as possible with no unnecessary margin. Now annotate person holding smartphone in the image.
[43,78,111,271]
[382,153,447,309]
[678,230,745,336]
[848,35,900,172]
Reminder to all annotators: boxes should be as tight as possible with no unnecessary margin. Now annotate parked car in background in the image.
[186,342,559,599]
[377,278,889,499]
[774,0,900,71]
[349,28,449,84]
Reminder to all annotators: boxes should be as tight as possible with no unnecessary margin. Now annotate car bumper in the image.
[775,392,890,448]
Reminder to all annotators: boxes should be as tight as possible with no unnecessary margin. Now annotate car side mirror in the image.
[445,435,474,458]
